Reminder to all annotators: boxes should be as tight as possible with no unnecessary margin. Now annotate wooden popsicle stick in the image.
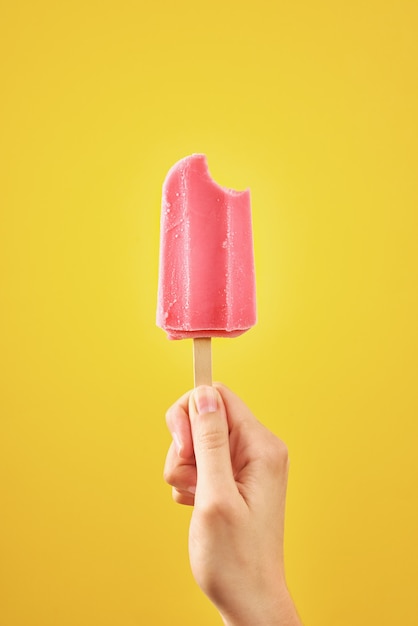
[193,338,212,387]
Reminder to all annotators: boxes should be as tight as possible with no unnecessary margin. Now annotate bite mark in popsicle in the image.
[157,154,256,341]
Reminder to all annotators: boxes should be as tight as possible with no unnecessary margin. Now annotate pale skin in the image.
[164,383,303,626]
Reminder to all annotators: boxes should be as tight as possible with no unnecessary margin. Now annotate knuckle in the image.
[197,427,227,453]
[163,465,175,486]
[164,458,197,491]
[172,487,194,506]
[198,496,241,526]
[264,434,289,471]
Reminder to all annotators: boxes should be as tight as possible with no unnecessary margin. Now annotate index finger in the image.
[165,389,194,459]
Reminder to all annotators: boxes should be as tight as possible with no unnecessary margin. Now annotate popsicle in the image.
[156,154,256,385]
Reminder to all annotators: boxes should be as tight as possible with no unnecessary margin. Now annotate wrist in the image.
[220,585,302,626]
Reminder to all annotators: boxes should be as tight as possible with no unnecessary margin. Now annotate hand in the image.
[164,383,302,626]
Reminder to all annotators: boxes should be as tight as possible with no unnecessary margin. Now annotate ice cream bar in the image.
[157,154,256,338]
[156,154,256,385]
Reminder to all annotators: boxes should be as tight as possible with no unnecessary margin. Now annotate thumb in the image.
[189,386,236,500]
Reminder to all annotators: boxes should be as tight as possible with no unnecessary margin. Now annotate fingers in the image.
[164,383,286,510]
[172,487,195,506]
[188,386,237,504]
[165,390,194,459]
[164,440,197,493]
[164,392,198,506]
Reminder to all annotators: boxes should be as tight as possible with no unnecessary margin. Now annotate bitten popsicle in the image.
[156,154,256,386]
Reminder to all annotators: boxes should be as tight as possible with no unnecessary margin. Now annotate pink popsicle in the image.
[157,154,256,341]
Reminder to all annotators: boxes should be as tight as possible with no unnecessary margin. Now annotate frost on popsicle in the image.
[157,154,256,340]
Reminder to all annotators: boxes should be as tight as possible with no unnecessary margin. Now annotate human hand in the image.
[164,383,302,626]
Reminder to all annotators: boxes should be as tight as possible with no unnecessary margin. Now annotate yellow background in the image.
[1,0,417,624]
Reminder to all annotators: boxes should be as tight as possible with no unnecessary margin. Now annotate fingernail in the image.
[173,432,182,455]
[193,386,218,415]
